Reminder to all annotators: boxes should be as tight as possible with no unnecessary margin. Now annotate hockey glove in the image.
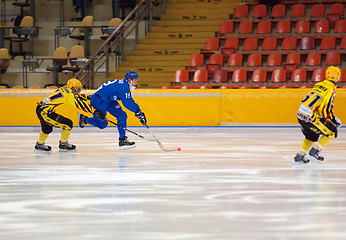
[135,110,147,126]
[94,110,105,120]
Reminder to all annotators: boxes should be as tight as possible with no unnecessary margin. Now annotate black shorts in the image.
[36,105,73,134]
[298,118,337,142]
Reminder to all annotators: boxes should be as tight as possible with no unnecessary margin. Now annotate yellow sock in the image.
[299,138,314,155]
[37,131,49,144]
[316,134,334,150]
[60,128,71,143]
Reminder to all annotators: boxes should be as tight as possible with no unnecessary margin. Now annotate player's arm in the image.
[67,92,94,114]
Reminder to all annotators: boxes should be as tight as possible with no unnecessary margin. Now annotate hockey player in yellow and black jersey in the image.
[35,78,93,151]
[294,66,342,164]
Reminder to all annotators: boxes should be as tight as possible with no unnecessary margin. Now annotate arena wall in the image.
[1,89,345,126]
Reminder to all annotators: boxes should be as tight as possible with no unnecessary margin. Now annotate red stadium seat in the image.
[243,38,258,51]
[327,14,341,28]
[328,3,344,16]
[256,20,271,34]
[271,69,287,83]
[285,53,301,65]
[227,53,243,67]
[311,68,325,83]
[204,37,219,51]
[231,69,247,83]
[295,20,310,34]
[271,4,286,18]
[223,37,239,50]
[334,20,346,34]
[306,52,321,67]
[189,53,204,68]
[251,69,267,83]
[206,53,223,76]
[266,53,282,67]
[284,53,300,76]
[262,37,277,51]
[314,20,329,34]
[212,69,228,83]
[340,69,346,82]
[291,69,307,83]
[340,37,346,50]
[221,37,239,59]
[300,36,315,50]
[325,52,340,66]
[281,37,297,50]
[290,3,305,18]
[234,4,249,18]
[252,4,267,18]
[247,53,262,67]
[238,21,253,35]
[219,21,234,35]
[174,69,189,83]
[310,3,325,18]
[276,20,291,34]
[320,36,335,50]
[192,69,208,83]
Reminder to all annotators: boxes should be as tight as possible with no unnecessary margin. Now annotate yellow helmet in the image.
[66,78,82,89]
[325,66,341,83]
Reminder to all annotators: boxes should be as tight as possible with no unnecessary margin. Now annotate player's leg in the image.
[309,118,337,161]
[294,119,320,164]
[45,111,76,151]
[108,102,135,150]
[35,105,53,151]
[82,94,108,129]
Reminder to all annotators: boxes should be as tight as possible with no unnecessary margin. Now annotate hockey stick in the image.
[145,125,181,152]
[106,119,156,141]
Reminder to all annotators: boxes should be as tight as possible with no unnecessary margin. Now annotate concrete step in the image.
[161,13,230,21]
[116,66,181,73]
[111,72,175,79]
[170,0,239,3]
[126,55,191,62]
[138,80,173,89]
[121,60,189,67]
[155,19,223,26]
[146,31,215,39]
[141,38,207,44]
[136,43,204,49]
[131,49,200,56]
[151,25,219,32]
[165,8,234,15]
[169,2,238,10]
[105,77,173,89]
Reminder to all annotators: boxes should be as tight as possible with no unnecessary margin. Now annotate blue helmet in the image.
[125,70,139,80]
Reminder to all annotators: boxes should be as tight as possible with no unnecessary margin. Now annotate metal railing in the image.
[75,0,154,89]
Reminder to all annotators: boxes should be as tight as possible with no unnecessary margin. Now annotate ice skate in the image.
[309,147,324,162]
[34,142,52,152]
[293,153,309,164]
[78,113,86,128]
[119,136,136,150]
[59,141,76,151]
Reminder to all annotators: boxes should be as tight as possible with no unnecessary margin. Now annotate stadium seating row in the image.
[189,52,345,76]
[174,68,346,85]
[234,3,344,20]
[204,36,346,55]
[218,19,346,36]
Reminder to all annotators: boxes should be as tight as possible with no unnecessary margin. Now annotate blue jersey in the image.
[95,79,140,113]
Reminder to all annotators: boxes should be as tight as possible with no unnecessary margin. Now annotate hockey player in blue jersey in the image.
[79,70,147,150]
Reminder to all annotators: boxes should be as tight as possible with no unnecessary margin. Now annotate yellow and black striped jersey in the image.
[297,80,336,122]
[38,86,94,114]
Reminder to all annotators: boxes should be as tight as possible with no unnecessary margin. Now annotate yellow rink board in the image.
[0,89,345,126]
